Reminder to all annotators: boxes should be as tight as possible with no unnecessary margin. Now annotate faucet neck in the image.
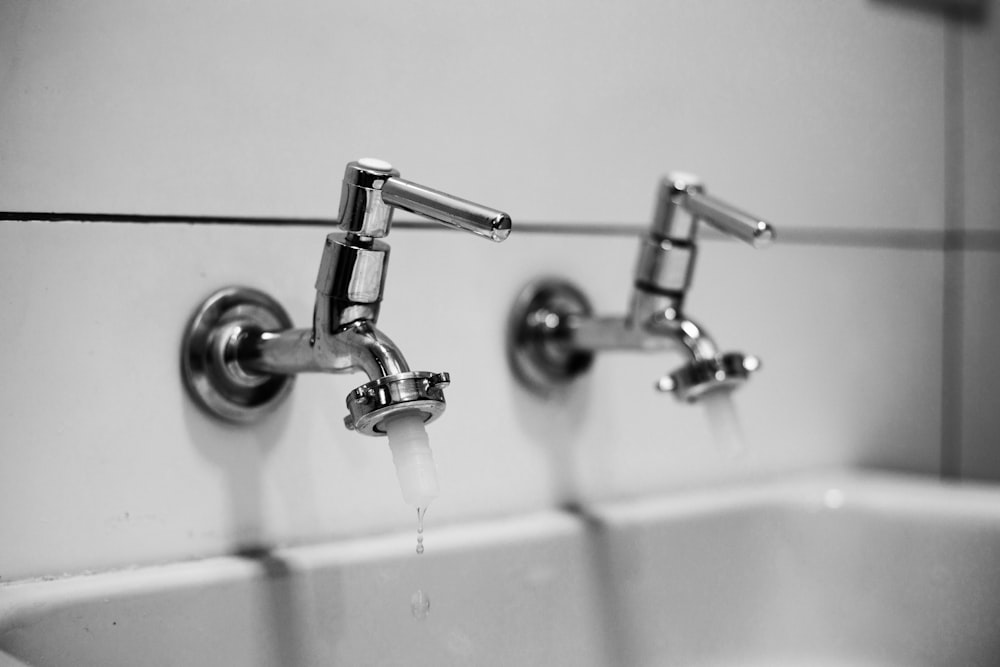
[630,176,707,318]
[314,232,389,328]
[236,315,410,379]
[566,311,719,363]
[321,319,411,379]
[651,173,704,242]
[231,230,405,379]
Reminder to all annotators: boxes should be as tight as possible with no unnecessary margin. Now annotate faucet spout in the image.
[234,313,448,436]
[557,305,753,402]
[238,319,410,381]
[326,320,411,379]
[507,276,760,402]
[566,312,720,362]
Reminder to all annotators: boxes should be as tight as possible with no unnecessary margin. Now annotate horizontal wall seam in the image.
[3,212,1000,251]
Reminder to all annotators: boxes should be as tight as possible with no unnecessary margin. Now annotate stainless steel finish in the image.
[685,191,774,248]
[337,160,399,238]
[506,170,774,403]
[507,278,723,393]
[656,353,761,403]
[239,319,410,379]
[314,235,389,327]
[181,157,511,429]
[338,159,512,242]
[507,279,594,393]
[315,236,389,303]
[344,371,451,436]
[651,172,775,247]
[181,287,295,423]
[634,237,697,294]
[651,173,702,240]
[641,173,774,315]
[572,309,720,361]
[382,178,512,242]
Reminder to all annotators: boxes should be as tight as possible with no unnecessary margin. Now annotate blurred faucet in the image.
[507,172,773,402]
[182,158,511,432]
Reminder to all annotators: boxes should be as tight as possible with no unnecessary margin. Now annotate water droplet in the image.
[416,506,426,555]
[411,589,431,620]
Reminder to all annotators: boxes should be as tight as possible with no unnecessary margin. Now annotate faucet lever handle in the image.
[684,190,774,249]
[653,173,775,248]
[381,177,511,243]
[339,158,511,241]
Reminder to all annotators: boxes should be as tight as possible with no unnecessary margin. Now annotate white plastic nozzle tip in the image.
[383,413,440,508]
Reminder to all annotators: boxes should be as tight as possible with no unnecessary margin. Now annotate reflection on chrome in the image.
[507,172,775,403]
[182,158,510,433]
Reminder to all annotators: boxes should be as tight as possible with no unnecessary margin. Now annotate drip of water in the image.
[702,390,746,458]
[416,506,426,555]
[411,509,429,620]
[411,589,431,620]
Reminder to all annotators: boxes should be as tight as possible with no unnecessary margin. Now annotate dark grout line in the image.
[768,228,948,250]
[5,211,1000,252]
[940,16,966,480]
[0,211,336,226]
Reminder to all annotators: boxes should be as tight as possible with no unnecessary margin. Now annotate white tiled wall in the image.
[0,221,945,581]
[0,1,984,581]
[1,1,944,228]
[961,251,1000,479]
[961,5,1000,232]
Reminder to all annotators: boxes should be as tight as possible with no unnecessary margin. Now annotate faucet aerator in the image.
[343,371,450,437]
[659,353,760,403]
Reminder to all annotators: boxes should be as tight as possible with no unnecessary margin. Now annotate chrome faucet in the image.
[507,172,773,402]
[182,158,511,433]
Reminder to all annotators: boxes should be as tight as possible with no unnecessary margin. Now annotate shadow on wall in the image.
[181,396,293,552]
[509,373,595,507]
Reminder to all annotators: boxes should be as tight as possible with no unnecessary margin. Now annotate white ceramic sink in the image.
[2,471,999,666]
[588,472,1000,666]
[0,513,604,667]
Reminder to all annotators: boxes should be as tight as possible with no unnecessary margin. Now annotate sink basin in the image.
[2,471,998,666]
[0,513,604,667]
[587,472,1000,666]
